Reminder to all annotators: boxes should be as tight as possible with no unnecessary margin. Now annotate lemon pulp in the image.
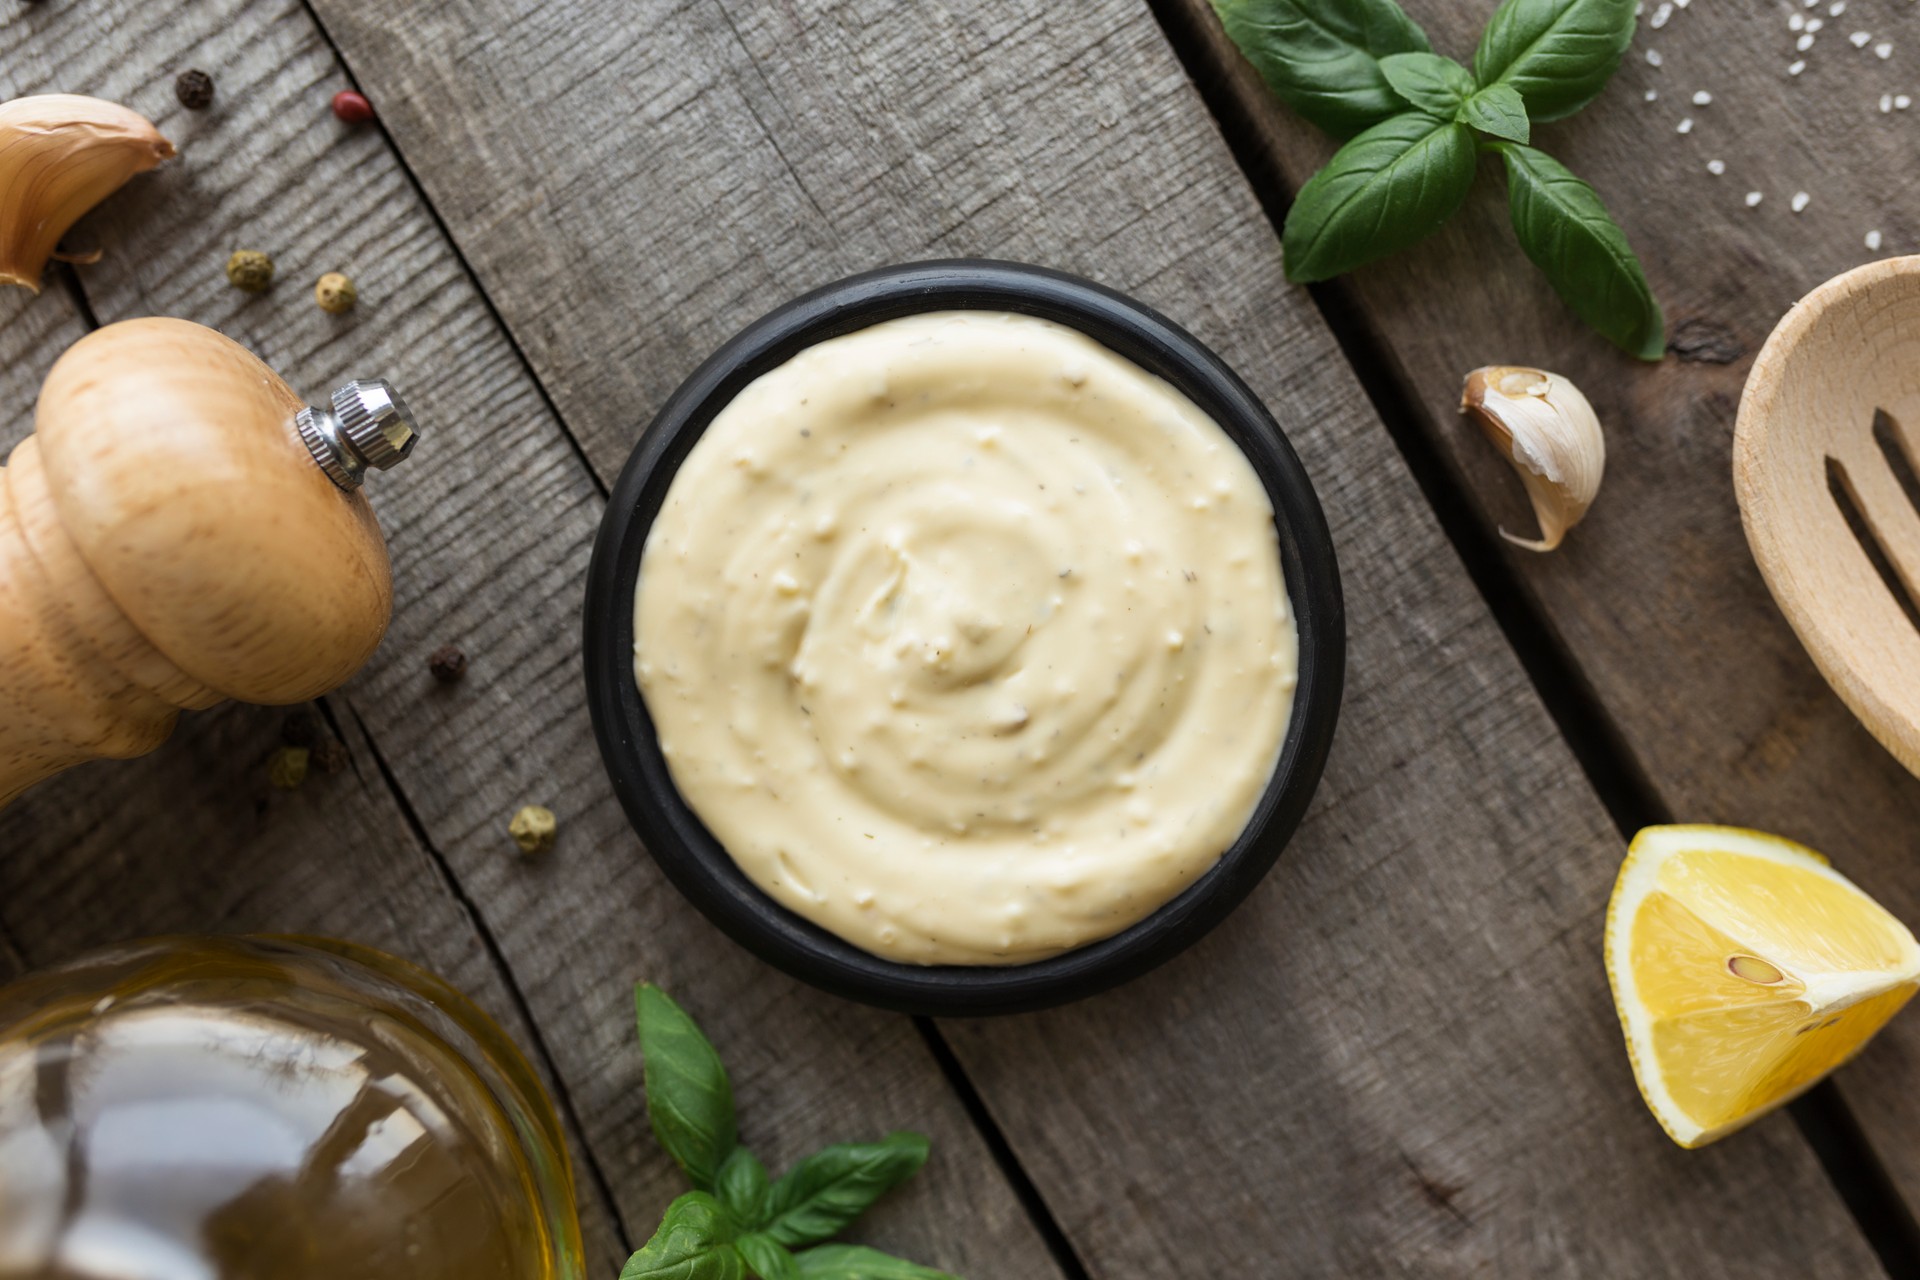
[1605,825,1920,1147]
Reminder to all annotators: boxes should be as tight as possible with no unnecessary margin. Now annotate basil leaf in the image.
[1379,52,1475,117]
[793,1245,958,1280]
[737,1235,800,1280]
[1459,84,1529,142]
[1495,142,1664,358]
[762,1132,932,1247]
[1211,0,1433,139]
[1472,0,1635,122]
[637,984,738,1191]
[717,1148,772,1227]
[622,1192,745,1280]
[1281,112,1477,282]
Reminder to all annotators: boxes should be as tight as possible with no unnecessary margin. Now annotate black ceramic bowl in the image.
[584,261,1344,1016]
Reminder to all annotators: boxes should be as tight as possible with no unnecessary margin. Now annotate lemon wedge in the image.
[1606,824,1920,1147]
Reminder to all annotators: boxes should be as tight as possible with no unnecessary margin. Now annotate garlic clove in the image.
[1460,365,1606,553]
[0,94,174,294]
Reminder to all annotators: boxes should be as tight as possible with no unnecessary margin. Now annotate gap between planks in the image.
[1137,0,1920,1274]
[40,170,648,1265]
[334,697,635,1257]
[228,3,1093,1267]
[292,0,608,505]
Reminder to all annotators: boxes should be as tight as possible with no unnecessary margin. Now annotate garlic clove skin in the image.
[0,95,174,293]
[1460,365,1606,553]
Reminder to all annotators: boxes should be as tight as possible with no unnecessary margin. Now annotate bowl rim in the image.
[583,259,1345,1015]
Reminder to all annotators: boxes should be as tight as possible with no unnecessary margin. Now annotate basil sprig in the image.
[623,985,957,1280]
[1213,0,1663,358]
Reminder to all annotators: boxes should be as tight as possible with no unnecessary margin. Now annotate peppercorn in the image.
[309,736,349,776]
[267,746,310,790]
[428,643,468,683]
[330,90,374,124]
[314,271,357,314]
[174,69,215,111]
[508,805,557,856]
[225,249,273,293]
[281,709,322,749]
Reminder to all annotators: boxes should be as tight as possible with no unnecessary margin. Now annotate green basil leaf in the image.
[621,1192,745,1280]
[1495,142,1664,358]
[716,1148,772,1227]
[1472,0,1635,122]
[1378,52,1475,116]
[762,1132,931,1247]
[737,1235,800,1280]
[1281,112,1477,282]
[637,984,738,1190]
[1459,84,1529,142]
[792,1244,959,1280]
[1211,0,1433,138]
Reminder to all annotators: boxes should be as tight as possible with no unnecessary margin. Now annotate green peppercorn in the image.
[508,805,557,856]
[267,746,309,790]
[226,249,274,293]
[315,270,357,314]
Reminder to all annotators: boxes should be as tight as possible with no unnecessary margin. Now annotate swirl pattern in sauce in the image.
[635,312,1297,964]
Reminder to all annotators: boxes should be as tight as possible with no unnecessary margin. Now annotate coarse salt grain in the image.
[1645,88,1659,101]
[1677,116,1694,132]
[1852,30,1872,46]
[1675,0,1688,8]
[1790,59,1807,74]
[1899,94,1913,108]
[1647,48,1664,66]
[1746,191,1765,207]
[1652,2,1672,26]
[1692,90,1712,104]
[1792,191,1811,212]
[1883,92,1895,111]
[1790,12,1805,29]
[1878,42,1894,58]
[1831,0,1846,13]
[1798,32,1816,50]
[1707,158,1726,174]
[1867,229,1884,250]
[1806,17,1824,32]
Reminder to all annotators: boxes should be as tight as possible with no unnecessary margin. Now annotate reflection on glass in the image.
[0,936,586,1279]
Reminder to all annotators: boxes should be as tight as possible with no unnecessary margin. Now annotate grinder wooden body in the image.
[0,318,401,807]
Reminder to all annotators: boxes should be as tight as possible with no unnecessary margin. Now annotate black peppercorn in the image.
[281,709,322,749]
[428,644,468,683]
[174,69,215,111]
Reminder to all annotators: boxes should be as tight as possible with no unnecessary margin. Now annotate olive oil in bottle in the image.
[0,935,586,1280]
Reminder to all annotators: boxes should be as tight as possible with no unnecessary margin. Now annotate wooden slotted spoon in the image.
[1736,255,1920,777]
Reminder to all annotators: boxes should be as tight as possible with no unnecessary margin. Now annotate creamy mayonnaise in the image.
[634,311,1298,965]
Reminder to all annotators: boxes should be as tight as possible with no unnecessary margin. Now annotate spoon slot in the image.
[1872,408,1920,516]
[1827,453,1920,633]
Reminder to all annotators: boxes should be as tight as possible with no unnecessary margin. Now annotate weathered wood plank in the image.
[307,0,1884,1271]
[0,253,629,1272]
[0,4,1064,1275]
[1174,0,1920,1214]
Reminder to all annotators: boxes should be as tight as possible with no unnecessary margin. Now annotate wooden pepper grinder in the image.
[0,317,417,807]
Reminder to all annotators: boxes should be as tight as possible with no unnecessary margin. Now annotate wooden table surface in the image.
[4,0,1918,1274]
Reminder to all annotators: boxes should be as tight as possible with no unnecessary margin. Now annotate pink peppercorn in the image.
[330,90,374,124]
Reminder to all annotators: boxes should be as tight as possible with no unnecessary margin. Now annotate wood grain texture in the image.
[304,0,1882,1271]
[0,233,628,1274]
[1175,0,1920,1214]
[0,3,1061,1276]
